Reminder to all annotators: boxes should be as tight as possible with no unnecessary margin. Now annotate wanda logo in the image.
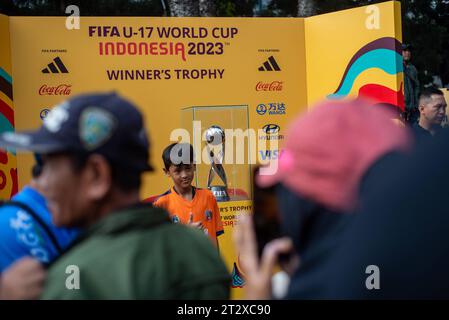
[39,84,72,96]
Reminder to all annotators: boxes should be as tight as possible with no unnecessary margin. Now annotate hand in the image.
[279,253,300,277]
[188,213,204,230]
[233,215,294,300]
[0,257,46,300]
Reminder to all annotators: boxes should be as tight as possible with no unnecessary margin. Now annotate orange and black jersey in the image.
[153,187,224,244]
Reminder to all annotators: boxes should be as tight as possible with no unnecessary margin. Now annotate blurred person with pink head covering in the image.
[234,99,412,299]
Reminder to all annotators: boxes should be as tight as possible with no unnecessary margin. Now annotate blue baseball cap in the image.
[0,92,153,172]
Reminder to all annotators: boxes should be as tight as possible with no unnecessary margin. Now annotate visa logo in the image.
[259,150,284,161]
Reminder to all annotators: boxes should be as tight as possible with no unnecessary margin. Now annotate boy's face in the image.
[165,164,195,190]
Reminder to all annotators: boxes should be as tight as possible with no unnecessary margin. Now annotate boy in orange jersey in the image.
[153,143,224,247]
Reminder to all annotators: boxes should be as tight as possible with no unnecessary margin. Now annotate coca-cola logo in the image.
[39,84,72,96]
[255,81,283,92]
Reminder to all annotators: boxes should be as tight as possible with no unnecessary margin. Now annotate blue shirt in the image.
[0,186,79,273]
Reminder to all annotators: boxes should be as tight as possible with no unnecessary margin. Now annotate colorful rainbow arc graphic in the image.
[231,262,245,288]
[328,37,405,110]
[0,67,14,134]
[0,66,18,197]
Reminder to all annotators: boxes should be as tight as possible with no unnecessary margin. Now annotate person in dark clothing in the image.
[412,87,447,144]
[234,99,412,299]
[403,44,420,124]
[319,129,449,299]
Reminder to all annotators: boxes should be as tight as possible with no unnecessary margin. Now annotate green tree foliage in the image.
[2,0,164,16]
[217,0,256,16]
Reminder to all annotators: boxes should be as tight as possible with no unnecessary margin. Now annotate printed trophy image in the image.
[181,105,251,202]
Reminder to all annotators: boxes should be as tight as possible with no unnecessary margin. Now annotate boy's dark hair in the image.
[419,87,444,104]
[67,152,141,192]
[162,143,194,170]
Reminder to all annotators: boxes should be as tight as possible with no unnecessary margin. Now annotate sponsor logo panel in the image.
[256,102,286,116]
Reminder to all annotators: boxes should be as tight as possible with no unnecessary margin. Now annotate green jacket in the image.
[41,204,230,299]
[404,62,420,110]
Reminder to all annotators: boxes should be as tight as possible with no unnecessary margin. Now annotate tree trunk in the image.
[167,0,199,16]
[199,0,216,17]
[297,0,315,17]
[166,0,216,16]
[58,0,66,13]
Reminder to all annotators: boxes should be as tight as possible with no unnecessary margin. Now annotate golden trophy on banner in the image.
[205,125,230,202]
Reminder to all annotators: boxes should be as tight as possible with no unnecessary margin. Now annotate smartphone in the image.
[252,166,291,262]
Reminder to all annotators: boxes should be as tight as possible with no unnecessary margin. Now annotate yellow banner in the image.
[306,1,404,109]
[217,200,252,299]
[8,17,307,196]
[0,2,403,299]
[3,2,403,198]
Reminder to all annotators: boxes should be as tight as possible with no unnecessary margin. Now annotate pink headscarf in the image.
[257,99,412,212]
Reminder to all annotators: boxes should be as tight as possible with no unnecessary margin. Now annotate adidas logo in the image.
[258,56,281,71]
[42,57,69,74]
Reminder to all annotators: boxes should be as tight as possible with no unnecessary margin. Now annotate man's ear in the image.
[419,104,425,115]
[83,154,113,201]
[163,167,170,177]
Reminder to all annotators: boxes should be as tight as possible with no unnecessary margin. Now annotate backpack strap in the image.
[2,200,63,255]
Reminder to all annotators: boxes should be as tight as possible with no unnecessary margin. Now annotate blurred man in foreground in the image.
[234,99,412,299]
[0,92,230,299]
